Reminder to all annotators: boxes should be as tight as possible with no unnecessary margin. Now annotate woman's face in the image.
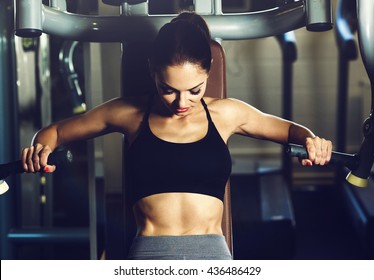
[155,62,208,117]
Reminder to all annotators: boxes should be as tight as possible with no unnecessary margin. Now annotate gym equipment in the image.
[276,31,297,181]
[289,0,374,189]
[348,0,374,188]
[0,149,73,196]
[14,1,332,41]
[59,41,87,114]
[335,0,358,155]
[0,180,9,195]
[333,0,374,258]
[287,144,358,171]
[288,141,365,189]
[1,0,19,259]
[286,0,374,259]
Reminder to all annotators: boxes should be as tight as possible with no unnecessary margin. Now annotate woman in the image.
[22,12,332,259]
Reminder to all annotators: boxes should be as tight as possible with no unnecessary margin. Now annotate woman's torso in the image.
[125,96,232,236]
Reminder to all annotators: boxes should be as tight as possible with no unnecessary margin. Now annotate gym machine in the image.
[333,0,374,258]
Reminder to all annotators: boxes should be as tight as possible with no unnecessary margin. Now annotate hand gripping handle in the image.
[0,149,73,180]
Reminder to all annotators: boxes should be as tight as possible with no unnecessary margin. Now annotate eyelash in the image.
[190,89,201,95]
[161,87,175,95]
[160,87,201,95]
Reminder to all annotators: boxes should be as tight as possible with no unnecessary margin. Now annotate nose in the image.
[177,92,188,108]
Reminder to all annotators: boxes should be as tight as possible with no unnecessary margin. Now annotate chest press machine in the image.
[12,0,374,259]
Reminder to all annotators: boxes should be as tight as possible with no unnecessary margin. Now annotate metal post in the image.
[276,31,297,183]
[346,0,374,187]
[335,0,358,153]
[305,0,333,31]
[0,0,18,259]
[14,0,43,37]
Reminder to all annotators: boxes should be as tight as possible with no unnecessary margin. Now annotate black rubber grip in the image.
[286,144,358,170]
[0,150,73,180]
[47,150,73,167]
[287,144,308,159]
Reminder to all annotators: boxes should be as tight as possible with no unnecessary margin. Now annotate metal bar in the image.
[14,0,43,37]
[305,0,333,31]
[276,31,297,182]
[336,57,349,153]
[16,1,307,42]
[357,0,374,87]
[0,0,19,260]
[335,0,358,154]
[7,228,89,244]
[346,0,374,188]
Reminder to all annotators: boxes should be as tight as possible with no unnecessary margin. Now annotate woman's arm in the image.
[287,123,332,166]
[21,97,138,173]
[226,98,332,166]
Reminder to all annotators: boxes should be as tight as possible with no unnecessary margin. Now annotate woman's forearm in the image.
[288,123,332,166]
[288,123,316,145]
[31,124,60,151]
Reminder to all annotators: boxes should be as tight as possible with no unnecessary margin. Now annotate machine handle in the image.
[286,144,359,171]
[0,149,73,180]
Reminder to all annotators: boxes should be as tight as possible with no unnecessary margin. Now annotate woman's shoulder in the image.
[203,97,259,129]
[203,97,245,114]
[102,95,150,113]
[202,97,247,140]
[98,95,151,129]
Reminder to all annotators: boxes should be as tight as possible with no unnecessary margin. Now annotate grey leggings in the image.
[127,234,232,260]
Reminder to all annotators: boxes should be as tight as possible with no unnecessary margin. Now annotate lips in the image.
[176,107,189,113]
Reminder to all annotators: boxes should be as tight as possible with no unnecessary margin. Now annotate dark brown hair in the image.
[149,12,212,76]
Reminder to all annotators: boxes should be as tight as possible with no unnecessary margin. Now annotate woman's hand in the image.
[21,144,56,173]
[301,136,333,166]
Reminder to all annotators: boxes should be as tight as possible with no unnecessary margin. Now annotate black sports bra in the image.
[126,98,232,204]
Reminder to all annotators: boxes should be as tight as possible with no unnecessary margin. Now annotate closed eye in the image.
[190,89,201,95]
[160,86,177,95]
[158,81,205,95]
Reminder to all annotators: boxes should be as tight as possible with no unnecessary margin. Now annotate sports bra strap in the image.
[201,98,213,123]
